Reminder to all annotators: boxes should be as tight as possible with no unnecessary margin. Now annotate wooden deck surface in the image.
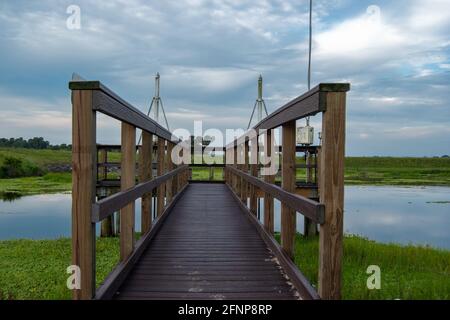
[114,183,298,300]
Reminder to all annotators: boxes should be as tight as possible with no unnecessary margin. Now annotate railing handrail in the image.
[70,78,190,300]
[225,83,350,149]
[69,80,178,143]
[224,82,349,300]
[225,166,324,223]
[93,164,189,222]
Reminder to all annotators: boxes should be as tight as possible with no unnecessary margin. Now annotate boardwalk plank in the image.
[114,183,298,300]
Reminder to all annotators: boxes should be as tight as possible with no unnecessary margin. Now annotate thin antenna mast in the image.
[138,72,170,145]
[247,75,269,129]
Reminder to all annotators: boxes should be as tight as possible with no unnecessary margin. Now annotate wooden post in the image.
[99,148,114,237]
[72,90,96,300]
[318,91,346,300]
[233,145,238,194]
[157,137,165,217]
[166,142,174,203]
[281,120,296,259]
[264,130,275,234]
[249,136,258,215]
[304,150,318,237]
[241,141,248,203]
[98,148,107,180]
[100,192,114,237]
[120,123,136,261]
[140,131,153,235]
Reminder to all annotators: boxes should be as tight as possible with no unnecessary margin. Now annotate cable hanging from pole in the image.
[306,0,312,127]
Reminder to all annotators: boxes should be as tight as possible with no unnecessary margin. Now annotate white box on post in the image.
[296,126,314,145]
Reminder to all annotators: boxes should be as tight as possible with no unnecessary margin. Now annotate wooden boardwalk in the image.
[70,80,348,300]
[114,183,298,300]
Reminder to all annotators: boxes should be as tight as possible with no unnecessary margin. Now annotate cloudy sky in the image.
[0,0,449,156]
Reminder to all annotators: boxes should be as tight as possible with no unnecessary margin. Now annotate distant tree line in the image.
[0,137,71,150]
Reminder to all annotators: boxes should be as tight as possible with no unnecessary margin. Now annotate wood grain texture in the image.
[225,166,323,223]
[95,184,189,300]
[225,83,350,149]
[71,81,177,143]
[93,165,188,222]
[241,141,248,203]
[234,146,239,194]
[99,149,114,237]
[318,92,346,300]
[166,142,174,203]
[249,136,258,216]
[71,90,96,299]
[304,151,318,236]
[281,121,296,259]
[263,130,275,235]
[157,138,165,217]
[120,123,136,261]
[140,132,153,235]
[113,184,298,300]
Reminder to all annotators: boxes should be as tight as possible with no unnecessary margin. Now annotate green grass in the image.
[0,237,120,300]
[344,157,450,186]
[1,147,449,197]
[0,148,72,168]
[0,172,72,198]
[275,234,450,300]
[1,235,448,299]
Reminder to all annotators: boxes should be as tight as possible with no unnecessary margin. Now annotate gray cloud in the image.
[0,0,449,155]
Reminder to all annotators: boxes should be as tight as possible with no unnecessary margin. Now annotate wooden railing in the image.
[224,83,350,299]
[70,80,189,300]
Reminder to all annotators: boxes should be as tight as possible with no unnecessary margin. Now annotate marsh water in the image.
[0,186,449,249]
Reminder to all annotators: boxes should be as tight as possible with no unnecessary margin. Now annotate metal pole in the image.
[257,75,263,122]
[306,0,312,126]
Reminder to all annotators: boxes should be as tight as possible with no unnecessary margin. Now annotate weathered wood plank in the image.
[241,141,248,203]
[113,184,303,300]
[71,90,96,300]
[94,184,189,300]
[120,123,136,261]
[263,130,275,234]
[69,80,176,142]
[166,142,174,203]
[225,166,323,223]
[249,135,258,216]
[140,131,153,235]
[157,138,165,217]
[318,92,346,300]
[281,120,296,259]
[92,165,188,222]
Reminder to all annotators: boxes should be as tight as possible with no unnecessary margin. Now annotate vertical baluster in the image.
[233,144,239,194]
[157,137,165,217]
[120,123,136,261]
[249,135,258,215]
[241,141,249,203]
[140,131,153,235]
[166,142,174,203]
[172,142,178,197]
[281,121,296,259]
[304,149,318,237]
[100,148,114,237]
[264,130,275,234]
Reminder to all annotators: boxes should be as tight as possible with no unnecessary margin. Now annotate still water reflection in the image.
[0,186,449,249]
